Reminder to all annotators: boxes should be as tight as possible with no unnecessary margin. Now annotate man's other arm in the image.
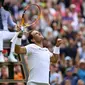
[50,39,62,63]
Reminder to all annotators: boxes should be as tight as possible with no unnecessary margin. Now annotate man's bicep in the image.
[20,47,27,54]
[15,45,26,54]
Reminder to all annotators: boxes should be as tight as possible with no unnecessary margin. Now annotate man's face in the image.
[66,71,73,77]
[80,63,85,69]
[31,30,44,43]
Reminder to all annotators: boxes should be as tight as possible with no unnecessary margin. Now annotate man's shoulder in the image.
[25,44,36,48]
[26,44,36,47]
[2,8,10,15]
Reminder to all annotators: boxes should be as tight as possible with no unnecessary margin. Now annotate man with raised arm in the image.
[15,30,62,85]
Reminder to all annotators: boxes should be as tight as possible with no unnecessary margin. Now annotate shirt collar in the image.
[33,44,48,51]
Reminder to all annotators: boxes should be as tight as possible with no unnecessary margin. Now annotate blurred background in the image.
[1,0,85,85]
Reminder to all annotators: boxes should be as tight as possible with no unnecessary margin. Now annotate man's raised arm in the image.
[14,31,26,54]
[50,39,62,63]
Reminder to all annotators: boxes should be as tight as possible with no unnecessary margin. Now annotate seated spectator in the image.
[61,67,79,85]
[76,41,85,64]
[0,66,9,79]
[77,79,84,85]
[14,64,23,80]
[55,64,63,84]
[77,59,85,83]
[50,64,62,85]
[64,79,71,85]
[60,56,74,77]
[64,56,73,68]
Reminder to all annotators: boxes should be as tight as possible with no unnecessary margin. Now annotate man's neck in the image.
[35,42,43,48]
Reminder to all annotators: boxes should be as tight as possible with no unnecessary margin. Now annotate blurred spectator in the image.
[61,67,79,85]
[0,66,8,79]
[60,37,77,64]
[77,59,85,83]
[72,0,82,13]
[64,56,73,68]
[64,79,71,85]
[50,64,62,85]
[69,4,79,31]
[1,82,9,85]
[14,64,23,80]
[57,0,71,8]
[43,38,53,52]
[76,40,85,64]
[81,0,85,21]
[77,79,85,85]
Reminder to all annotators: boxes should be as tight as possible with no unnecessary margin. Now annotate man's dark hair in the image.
[28,30,34,43]
[0,0,4,6]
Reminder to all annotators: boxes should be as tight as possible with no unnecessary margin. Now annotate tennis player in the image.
[15,30,62,85]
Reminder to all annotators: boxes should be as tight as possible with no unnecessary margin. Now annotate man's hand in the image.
[51,38,62,63]
[15,24,21,32]
[56,38,62,47]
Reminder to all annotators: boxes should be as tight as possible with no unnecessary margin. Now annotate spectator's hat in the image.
[65,56,72,61]
[66,67,73,72]
[70,4,76,8]
[79,59,85,64]
[22,2,27,8]
[79,23,85,28]
[62,25,68,31]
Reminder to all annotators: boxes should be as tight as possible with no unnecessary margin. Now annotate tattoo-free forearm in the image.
[15,45,21,54]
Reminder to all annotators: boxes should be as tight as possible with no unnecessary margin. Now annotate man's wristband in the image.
[53,46,60,54]
[16,38,22,45]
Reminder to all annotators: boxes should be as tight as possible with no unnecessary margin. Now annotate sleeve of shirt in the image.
[7,12,16,27]
[48,50,53,58]
[25,44,33,54]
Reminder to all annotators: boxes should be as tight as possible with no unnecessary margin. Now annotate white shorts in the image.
[0,31,16,40]
[27,82,50,85]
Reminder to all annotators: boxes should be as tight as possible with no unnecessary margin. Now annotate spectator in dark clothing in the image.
[60,38,77,64]
[57,0,71,8]
[61,67,79,85]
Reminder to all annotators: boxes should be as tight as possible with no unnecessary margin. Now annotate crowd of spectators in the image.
[0,64,25,85]
[0,65,24,79]
[1,0,85,85]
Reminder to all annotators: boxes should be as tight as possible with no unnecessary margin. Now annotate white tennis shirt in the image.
[25,44,53,84]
